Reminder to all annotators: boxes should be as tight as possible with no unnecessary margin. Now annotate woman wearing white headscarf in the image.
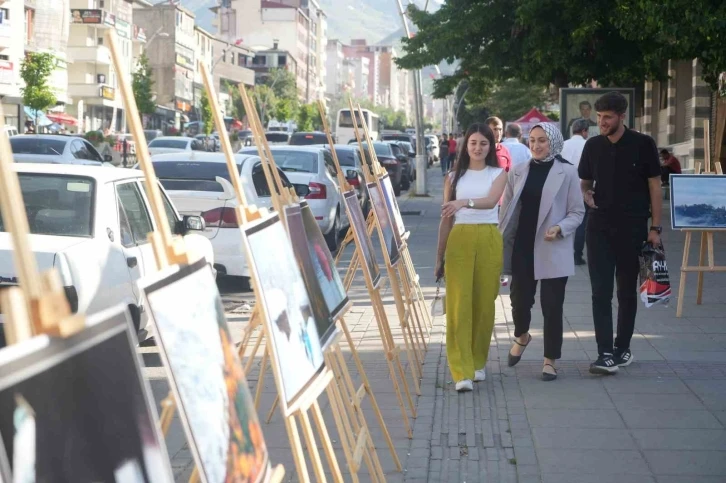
[499,123,585,381]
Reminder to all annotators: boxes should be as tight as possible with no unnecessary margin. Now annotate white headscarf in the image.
[531,123,565,164]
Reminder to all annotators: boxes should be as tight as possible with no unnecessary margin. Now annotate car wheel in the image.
[325,210,340,252]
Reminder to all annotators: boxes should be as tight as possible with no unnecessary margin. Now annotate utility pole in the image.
[395,0,427,196]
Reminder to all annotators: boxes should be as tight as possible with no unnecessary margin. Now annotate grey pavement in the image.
[141,165,726,482]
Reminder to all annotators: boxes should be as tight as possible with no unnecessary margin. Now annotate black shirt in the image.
[513,160,554,267]
[578,128,660,219]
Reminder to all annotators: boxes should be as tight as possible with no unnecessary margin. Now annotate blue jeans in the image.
[440,153,449,174]
[574,203,588,259]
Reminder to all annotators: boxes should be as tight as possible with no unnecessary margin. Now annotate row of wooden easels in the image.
[677,119,725,317]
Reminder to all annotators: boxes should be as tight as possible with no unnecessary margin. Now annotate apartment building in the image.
[0,0,27,129]
[210,37,255,117]
[343,39,380,105]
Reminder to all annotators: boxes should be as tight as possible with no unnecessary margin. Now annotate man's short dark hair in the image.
[485,116,503,126]
[505,123,522,138]
[660,149,670,156]
[579,100,592,109]
[572,118,590,134]
[594,92,628,115]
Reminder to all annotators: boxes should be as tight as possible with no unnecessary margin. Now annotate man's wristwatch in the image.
[467,199,475,208]
[650,226,662,234]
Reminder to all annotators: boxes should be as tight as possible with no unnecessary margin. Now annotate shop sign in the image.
[100,86,115,101]
[175,98,192,113]
[71,9,115,27]
[175,44,194,69]
[116,19,131,39]
[132,25,147,43]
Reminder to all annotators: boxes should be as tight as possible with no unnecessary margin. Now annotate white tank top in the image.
[449,167,503,225]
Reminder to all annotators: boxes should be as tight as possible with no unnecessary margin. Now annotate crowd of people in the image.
[435,91,666,391]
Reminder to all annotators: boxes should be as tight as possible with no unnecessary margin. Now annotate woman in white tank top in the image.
[434,123,507,392]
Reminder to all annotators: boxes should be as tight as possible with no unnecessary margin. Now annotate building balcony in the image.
[68,83,116,106]
[0,23,12,49]
[67,45,111,65]
[24,0,37,9]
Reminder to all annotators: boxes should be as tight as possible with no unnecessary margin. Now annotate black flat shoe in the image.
[542,363,558,381]
[508,333,532,367]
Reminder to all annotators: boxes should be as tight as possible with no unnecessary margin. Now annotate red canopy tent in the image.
[507,108,558,138]
[46,112,79,126]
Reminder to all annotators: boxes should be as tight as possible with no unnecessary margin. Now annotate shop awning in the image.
[46,112,79,126]
[23,107,53,127]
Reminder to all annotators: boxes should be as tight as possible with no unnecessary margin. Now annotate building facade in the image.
[0,0,28,130]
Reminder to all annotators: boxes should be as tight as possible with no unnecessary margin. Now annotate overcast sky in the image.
[673,177,726,208]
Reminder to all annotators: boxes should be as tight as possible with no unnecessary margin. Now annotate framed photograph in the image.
[243,214,326,413]
[343,190,381,288]
[381,175,406,238]
[368,182,401,266]
[559,88,635,140]
[670,174,726,230]
[0,306,173,483]
[141,259,270,483]
[285,202,348,346]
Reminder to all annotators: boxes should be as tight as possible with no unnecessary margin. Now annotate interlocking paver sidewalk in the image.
[149,167,726,482]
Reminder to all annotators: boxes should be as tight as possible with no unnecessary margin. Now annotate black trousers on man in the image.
[586,215,648,355]
[511,255,568,360]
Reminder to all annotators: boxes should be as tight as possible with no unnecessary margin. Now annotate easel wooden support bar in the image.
[676,119,725,317]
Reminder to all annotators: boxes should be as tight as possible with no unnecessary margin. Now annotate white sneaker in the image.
[455,379,473,392]
[474,368,486,382]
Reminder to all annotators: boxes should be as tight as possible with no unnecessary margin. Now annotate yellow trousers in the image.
[445,224,502,382]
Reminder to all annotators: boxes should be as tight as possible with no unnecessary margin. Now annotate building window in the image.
[0,8,9,23]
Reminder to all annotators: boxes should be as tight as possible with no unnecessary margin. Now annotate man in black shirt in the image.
[578,92,663,375]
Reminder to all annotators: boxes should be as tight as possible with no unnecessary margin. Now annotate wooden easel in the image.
[196,65,395,481]
[107,30,286,483]
[676,119,726,317]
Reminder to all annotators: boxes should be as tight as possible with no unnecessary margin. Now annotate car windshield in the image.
[266,133,290,143]
[149,139,189,149]
[0,174,94,237]
[10,138,66,156]
[265,150,318,173]
[334,149,357,167]
[289,133,328,146]
[382,134,411,143]
[373,143,392,156]
[152,161,243,192]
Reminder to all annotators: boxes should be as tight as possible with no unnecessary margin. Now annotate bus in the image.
[335,108,379,144]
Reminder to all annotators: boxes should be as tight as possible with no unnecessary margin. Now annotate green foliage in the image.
[132,52,155,115]
[296,103,321,132]
[476,79,549,122]
[20,52,57,122]
[261,68,299,104]
[375,106,408,131]
[199,90,213,135]
[273,98,297,123]
[253,85,278,126]
[84,131,104,146]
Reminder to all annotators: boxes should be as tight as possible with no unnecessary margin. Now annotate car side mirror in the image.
[104,154,113,162]
[408,150,415,157]
[183,215,205,232]
[346,169,357,179]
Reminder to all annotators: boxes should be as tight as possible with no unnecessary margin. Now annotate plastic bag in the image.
[431,279,446,317]
[639,242,672,308]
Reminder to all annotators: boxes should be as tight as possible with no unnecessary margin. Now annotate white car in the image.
[426,134,440,161]
[150,152,299,279]
[147,136,206,156]
[239,145,349,250]
[0,164,213,345]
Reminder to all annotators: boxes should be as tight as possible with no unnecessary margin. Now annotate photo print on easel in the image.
[141,259,269,483]
[670,174,726,229]
[285,202,348,347]
[0,307,173,483]
[368,182,401,266]
[380,174,406,238]
[243,213,326,408]
[344,190,381,287]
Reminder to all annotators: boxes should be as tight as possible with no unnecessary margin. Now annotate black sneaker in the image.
[574,256,586,266]
[614,348,634,367]
[589,353,619,375]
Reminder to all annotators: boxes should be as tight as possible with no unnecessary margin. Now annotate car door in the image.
[115,181,157,288]
[323,150,348,227]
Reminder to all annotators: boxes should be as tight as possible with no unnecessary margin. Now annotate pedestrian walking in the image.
[501,123,532,168]
[486,116,512,172]
[578,91,663,375]
[561,118,590,265]
[434,123,507,392]
[440,133,450,175]
[447,134,457,167]
[499,123,584,381]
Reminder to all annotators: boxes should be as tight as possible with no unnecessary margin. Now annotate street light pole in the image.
[395,0,428,196]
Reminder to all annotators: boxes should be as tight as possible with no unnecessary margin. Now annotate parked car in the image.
[10,134,114,166]
[382,132,434,166]
[326,144,370,216]
[385,141,413,191]
[397,140,417,180]
[289,132,333,146]
[361,142,403,196]
[0,164,213,346]
[265,131,291,145]
[239,145,349,250]
[237,130,254,146]
[147,136,205,156]
[426,134,440,161]
[149,152,298,281]
[194,133,220,152]
[144,130,163,143]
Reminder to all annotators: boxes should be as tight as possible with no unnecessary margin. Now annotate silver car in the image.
[239,145,349,251]
[10,134,113,166]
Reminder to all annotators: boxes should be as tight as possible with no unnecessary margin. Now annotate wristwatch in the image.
[650,226,662,234]
[467,199,475,208]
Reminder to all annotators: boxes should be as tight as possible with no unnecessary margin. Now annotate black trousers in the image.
[510,256,568,360]
[586,216,648,355]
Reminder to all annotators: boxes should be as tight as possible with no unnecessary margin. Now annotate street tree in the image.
[296,103,318,132]
[261,68,298,104]
[396,0,668,97]
[132,52,155,116]
[273,98,297,124]
[199,90,213,135]
[20,52,57,126]
[476,79,549,122]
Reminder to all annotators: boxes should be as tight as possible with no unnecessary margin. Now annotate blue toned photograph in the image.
[670,174,726,230]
